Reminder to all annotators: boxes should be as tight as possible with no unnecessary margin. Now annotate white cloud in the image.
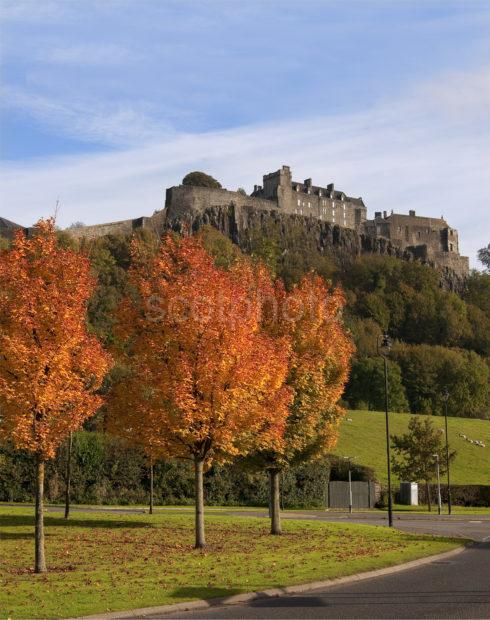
[38,43,141,66]
[1,69,489,266]
[2,86,173,146]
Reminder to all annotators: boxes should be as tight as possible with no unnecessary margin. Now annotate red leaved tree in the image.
[0,220,112,571]
[107,233,291,547]
[245,272,354,534]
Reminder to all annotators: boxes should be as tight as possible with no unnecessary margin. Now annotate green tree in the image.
[391,416,456,511]
[345,357,409,412]
[477,243,490,272]
[394,343,490,419]
[182,171,222,189]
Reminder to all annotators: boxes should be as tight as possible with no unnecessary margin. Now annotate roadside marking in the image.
[469,520,482,523]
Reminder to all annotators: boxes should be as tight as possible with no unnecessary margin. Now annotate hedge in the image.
[0,432,332,509]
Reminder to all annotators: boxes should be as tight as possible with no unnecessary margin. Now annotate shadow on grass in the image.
[0,513,151,531]
[0,531,34,540]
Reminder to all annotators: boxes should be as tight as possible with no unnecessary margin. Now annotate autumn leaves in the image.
[0,220,111,571]
[0,220,353,570]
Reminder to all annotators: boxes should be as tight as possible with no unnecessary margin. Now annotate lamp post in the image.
[442,387,452,515]
[377,332,393,527]
[433,453,442,516]
[344,457,353,514]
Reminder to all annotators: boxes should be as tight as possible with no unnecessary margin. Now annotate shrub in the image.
[182,171,222,189]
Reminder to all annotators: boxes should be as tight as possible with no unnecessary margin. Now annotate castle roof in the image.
[291,181,365,206]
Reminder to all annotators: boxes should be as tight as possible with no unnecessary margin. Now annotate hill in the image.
[333,410,490,485]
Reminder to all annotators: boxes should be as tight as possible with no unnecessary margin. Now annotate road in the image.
[7,504,490,617]
[148,513,490,620]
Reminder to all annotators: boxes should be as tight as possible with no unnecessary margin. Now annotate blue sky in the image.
[1,1,489,265]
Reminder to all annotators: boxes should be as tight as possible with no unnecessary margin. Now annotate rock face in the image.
[163,203,467,293]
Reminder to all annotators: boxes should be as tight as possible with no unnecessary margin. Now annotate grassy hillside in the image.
[333,410,490,485]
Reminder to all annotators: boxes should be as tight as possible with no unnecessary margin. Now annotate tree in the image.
[391,416,456,511]
[477,243,490,273]
[108,233,291,547]
[182,171,222,189]
[246,273,354,534]
[345,357,409,412]
[0,220,112,571]
[394,343,490,419]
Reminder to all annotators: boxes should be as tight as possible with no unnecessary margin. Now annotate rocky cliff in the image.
[163,204,467,292]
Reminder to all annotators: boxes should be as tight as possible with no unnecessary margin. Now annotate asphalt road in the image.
[148,514,490,620]
[157,543,490,619]
[8,504,490,618]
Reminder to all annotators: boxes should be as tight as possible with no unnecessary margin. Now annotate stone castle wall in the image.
[40,170,469,284]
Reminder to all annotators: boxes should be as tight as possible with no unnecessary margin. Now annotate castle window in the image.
[308,202,311,208]
[297,199,301,207]
[450,243,453,251]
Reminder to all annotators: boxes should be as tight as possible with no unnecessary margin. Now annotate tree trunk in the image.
[64,432,73,519]
[426,480,431,512]
[194,457,205,548]
[149,463,154,515]
[35,454,47,573]
[269,469,282,535]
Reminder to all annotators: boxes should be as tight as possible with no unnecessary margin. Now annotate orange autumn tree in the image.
[0,220,112,572]
[245,272,354,535]
[108,233,291,547]
[106,364,166,514]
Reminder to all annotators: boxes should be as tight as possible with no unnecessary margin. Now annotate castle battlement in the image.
[1,165,468,278]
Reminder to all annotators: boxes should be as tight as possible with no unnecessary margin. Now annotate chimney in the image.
[409,210,416,217]
[304,178,312,187]
[375,211,382,219]
[383,211,387,219]
[327,183,334,191]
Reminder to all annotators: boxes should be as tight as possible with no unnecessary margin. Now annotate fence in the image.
[327,480,380,509]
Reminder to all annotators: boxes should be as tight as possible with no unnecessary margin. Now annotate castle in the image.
[0,166,469,277]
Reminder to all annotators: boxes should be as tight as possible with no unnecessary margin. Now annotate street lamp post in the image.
[433,453,442,516]
[344,457,353,514]
[377,332,393,527]
[442,387,452,515]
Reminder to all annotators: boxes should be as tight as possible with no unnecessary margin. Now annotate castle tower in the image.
[261,165,293,212]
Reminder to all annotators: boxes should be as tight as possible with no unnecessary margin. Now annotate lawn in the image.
[334,410,490,484]
[0,506,460,619]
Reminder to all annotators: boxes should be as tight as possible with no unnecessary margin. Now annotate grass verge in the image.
[0,506,461,619]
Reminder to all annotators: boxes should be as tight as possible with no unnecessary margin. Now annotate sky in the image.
[1,0,489,265]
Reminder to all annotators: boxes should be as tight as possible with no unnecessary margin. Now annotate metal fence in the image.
[327,481,379,509]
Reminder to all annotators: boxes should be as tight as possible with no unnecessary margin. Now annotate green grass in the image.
[334,410,490,484]
[0,506,461,619]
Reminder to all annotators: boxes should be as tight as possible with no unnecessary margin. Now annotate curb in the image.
[71,544,468,620]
